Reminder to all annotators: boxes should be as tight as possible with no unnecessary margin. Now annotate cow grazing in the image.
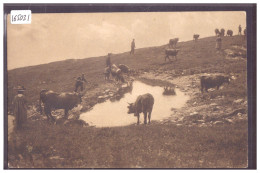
[200,75,230,92]
[127,93,154,125]
[165,49,179,62]
[220,28,225,37]
[215,28,220,36]
[169,38,179,48]
[227,30,233,36]
[193,34,200,41]
[111,64,125,83]
[118,64,130,73]
[39,89,82,121]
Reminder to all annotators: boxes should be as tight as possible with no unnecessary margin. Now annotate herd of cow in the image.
[38,30,234,125]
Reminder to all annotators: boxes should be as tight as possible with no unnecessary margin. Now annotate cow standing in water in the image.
[127,93,154,125]
[200,75,230,92]
[39,89,82,121]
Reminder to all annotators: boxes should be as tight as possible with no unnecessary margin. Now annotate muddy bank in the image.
[139,71,248,127]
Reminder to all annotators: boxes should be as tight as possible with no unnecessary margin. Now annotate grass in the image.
[9,119,248,168]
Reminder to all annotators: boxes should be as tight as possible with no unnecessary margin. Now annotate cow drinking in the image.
[127,93,154,125]
[39,89,82,121]
[200,75,230,92]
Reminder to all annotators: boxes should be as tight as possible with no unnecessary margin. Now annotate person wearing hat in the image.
[75,74,87,92]
[12,86,27,130]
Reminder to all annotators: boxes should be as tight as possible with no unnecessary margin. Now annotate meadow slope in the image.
[7,35,248,168]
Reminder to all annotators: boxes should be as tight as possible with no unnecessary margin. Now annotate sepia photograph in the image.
[4,4,256,169]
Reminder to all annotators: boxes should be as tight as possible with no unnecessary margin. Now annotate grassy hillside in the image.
[8,36,246,108]
[7,35,248,168]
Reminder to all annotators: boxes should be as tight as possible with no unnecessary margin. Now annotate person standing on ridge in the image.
[238,25,242,35]
[130,39,135,55]
[215,34,222,53]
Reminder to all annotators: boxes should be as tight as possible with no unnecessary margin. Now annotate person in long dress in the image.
[13,86,27,130]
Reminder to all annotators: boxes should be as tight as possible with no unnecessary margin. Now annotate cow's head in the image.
[127,103,135,114]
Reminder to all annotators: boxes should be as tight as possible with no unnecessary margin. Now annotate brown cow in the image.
[127,93,154,125]
[39,90,82,121]
[200,75,230,92]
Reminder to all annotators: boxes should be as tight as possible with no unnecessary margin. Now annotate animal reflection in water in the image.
[163,86,176,95]
[127,93,154,125]
[39,89,82,121]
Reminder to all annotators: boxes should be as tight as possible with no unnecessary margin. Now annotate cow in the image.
[200,75,230,92]
[165,49,179,62]
[215,28,220,36]
[227,30,233,36]
[193,34,200,41]
[127,93,154,125]
[169,38,179,48]
[118,64,130,73]
[220,28,225,37]
[163,86,176,95]
[111,64,125,83]
[39,89,82,121]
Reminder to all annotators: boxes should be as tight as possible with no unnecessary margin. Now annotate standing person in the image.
[106,53,112,68]
[13,86,27,130]
[75,74,87,92]
[238,25,242,35]
[130,39,135,55]
[215,35,222,52]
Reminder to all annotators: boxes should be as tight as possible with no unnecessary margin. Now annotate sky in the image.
[7,11,246,70]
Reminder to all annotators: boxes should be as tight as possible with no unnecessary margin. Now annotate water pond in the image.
[80,81,189,127]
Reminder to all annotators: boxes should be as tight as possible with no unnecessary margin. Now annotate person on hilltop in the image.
[12,85,27,131]
[215,34,222,53]
[130,39,135,55]
[75,73,87,92]
[238,25,242,35]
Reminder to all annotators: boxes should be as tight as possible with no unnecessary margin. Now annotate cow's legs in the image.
[137,114,140,125]
[75,83,79,92]
[45,107,55,122]
[80,83,84,91]
[148,112,152,124]
[64,109,69,119]
[144,112,147,124]
[165,55,170,62]
[201,86,204,93]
